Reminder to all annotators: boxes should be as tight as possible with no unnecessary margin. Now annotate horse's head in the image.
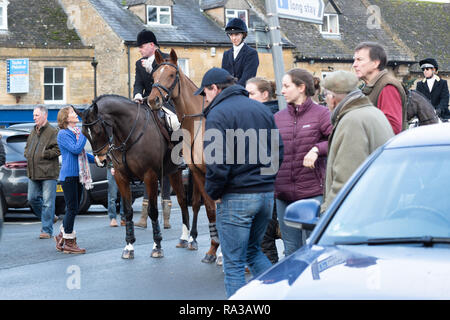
[148,49,180,109]
[75,101,111,166]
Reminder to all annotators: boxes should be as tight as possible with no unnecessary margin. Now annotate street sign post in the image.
[264,0,325,110]
[265,0,286,110]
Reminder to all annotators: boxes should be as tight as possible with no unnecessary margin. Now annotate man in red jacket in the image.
[353,42,407,134]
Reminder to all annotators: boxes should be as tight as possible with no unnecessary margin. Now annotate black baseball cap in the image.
[194,68,233,96]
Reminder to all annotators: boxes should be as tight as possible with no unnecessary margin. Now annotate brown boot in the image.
[162,199,172,229]
[54,231,64,252]
[135,199,148,228]
[63,238,86,254]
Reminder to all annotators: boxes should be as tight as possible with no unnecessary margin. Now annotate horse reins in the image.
[151,62,206,173]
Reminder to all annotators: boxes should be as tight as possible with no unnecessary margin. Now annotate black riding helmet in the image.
[419,58,439,71]
[137,29,159,47]
[225,18,248,38]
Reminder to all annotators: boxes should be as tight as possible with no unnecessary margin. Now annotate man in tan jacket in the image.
[321,71,394,213]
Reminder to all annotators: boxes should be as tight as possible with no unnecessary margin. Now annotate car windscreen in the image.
[319,146,450,245]
[4,136,28,162]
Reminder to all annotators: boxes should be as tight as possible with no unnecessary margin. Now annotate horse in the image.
[406,89,440,127]
[147,49,219,264]
[75,94,193,259]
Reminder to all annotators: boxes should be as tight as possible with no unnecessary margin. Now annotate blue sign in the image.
[7,58,30,93]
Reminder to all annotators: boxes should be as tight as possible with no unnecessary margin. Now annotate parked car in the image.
[0,128,37,212]
[231,123,450,300]
[4,124,145,214]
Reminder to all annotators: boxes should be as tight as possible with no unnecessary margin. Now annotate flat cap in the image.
[194,68,233,96]
[323,70,359,94]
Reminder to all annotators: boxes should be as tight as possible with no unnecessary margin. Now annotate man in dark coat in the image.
[221,18,259,87]
[132,29,173,230]
[196,67,283,298]
[416,58,450,120]
[133,29,168,103]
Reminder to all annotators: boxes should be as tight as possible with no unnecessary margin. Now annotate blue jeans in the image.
[277,195,323,257]
[216,192,274,298]
[107,168,123,220]
[28,179,57,235]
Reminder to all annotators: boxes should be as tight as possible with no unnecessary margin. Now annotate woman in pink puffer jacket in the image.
[275,69,332,256]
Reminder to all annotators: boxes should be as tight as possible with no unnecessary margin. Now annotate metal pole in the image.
[265,0,286,110]
[91,57,98,99]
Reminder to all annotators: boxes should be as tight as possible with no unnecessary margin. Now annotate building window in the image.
[147,6,171,25]
[0,1,9,30]
[225,9,248,27]
[321,14,339,34]
[178,59,189,77]
[44,67,65,103]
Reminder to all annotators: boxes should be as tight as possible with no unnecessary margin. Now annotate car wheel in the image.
[78,188,91,214]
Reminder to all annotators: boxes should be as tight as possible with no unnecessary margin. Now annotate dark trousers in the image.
[261,205,280,264]
[61,176,82,234]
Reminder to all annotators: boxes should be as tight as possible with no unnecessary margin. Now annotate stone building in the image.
[0,0,94,126]
[58,0,295,99]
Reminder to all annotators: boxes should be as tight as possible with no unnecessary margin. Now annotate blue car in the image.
[231,123,450,300]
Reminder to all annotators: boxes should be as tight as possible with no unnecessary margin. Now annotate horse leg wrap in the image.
[209,223,219,244]
[125,221,136,244]
[151,220,162,247]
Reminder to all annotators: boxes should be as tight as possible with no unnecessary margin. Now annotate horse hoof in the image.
[201,254,216,264]
[176,240,188,248]
[188,241,198,251]
[151,248,164,258]
[121,249,134,259]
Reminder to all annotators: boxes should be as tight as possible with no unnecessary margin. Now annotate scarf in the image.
[68,126,93,190]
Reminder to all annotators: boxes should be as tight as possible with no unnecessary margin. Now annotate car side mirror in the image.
[284,199,320,231]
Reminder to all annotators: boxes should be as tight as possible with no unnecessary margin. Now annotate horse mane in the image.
[92,94,134,105]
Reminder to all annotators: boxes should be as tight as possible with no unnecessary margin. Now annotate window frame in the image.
[225,9,248,27]
[43,67,66,104]
[0,0,9,30]
[320,13,340,35]
[146,5,172,26]
[177,58,189,77]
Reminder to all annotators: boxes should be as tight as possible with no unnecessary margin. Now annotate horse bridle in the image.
[82,102,150,160]
[81,115,113,156]
[152,62,180,111]
[151,62,205,123]
[151,61,206,172]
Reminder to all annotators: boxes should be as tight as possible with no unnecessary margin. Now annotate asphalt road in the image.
[0,196,229,300]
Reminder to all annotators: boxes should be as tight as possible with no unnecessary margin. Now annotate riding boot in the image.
[135,199,148,228]
[162,199,172,229]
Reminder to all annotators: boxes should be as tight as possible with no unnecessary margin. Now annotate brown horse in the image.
[147,49,219,263]
[75,95,192,259]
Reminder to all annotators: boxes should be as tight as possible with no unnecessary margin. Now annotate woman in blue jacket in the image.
[54,106,94,254]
